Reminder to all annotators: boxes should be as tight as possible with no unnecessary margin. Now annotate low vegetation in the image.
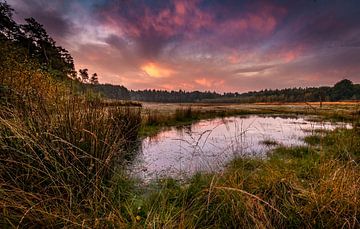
[260,139,279,146]
[139,101,359,136]
[140,106,258,136]
[133,127,360,228]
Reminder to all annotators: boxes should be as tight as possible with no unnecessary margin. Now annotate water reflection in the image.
[130,115,350,180]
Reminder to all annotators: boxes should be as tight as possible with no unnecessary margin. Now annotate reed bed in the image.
[0,42,142,227]
[139,127,360,228]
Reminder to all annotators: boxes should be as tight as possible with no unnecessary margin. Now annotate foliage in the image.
[79,68,89,83]
[332,79,354,100]
[0,2,75,80]
[130,89,221,102]
[86,83,131,100]
[90,73,99,84]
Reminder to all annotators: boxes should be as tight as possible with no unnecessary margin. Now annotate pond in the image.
[129,115,350,180]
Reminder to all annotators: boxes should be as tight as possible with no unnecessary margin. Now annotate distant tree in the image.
[90,73,99,84]
[331,79,354,101]
[79,68,89,83]
[354,84,360,100]
[89,84,130,100]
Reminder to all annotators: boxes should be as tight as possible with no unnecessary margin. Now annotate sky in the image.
[7,0,360,92]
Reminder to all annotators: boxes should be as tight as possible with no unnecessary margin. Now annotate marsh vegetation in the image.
[132,115,351,180]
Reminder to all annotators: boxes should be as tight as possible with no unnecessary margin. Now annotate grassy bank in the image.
[0,41,142,227]
[140,106,290,136]
[140,102,359,136]
[132,126,360,228]
[3,109,358,228]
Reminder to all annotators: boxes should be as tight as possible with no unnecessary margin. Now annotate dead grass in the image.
[0,42,142,227]
[255,101,360,105]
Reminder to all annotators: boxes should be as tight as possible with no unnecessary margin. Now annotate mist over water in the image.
[130,115,351,180]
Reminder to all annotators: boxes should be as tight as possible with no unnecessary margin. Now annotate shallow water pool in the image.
[129,115,350,180]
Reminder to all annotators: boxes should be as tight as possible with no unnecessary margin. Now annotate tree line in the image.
[205,79,360,103]
[129,89,220,102]
[128,79,360,103]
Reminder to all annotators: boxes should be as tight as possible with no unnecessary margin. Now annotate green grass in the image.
[304,134,322,145]
[260,139,280,147]
[134,128,360,228]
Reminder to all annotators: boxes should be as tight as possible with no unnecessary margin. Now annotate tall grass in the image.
[174,106,198,121]
[143,106,198,126]
[0,41,142,227]
[140,107,200,136]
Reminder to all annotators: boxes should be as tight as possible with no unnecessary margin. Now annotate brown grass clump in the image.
[0,40,142,227]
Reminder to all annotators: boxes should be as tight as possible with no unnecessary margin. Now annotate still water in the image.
[129,115,350,180]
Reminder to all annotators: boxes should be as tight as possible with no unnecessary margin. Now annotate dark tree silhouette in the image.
[332,79,354,101]
[79,69,89,83]
[90,73,99,84]
[0,2,18,39]
[0,3,75,80]
[128,79,359,103]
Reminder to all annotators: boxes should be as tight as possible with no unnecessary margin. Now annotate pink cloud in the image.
[283,49,302,63]
[262,44,307,63]
[68,0,360,93]
[98,0,212,40]
[175,1,186,15]
[217,2,287,40]
[195,77,225,88]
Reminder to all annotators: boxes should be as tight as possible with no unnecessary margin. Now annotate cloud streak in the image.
[8,0,360,92]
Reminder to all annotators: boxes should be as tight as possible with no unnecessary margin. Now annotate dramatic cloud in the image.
[141,62,176,78]
[8,0,360,92]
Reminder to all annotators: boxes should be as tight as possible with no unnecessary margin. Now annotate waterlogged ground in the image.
[130,115,351,180]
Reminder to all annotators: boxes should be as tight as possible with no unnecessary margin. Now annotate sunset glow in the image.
[141,62,175,78]
[9,0,360,92]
